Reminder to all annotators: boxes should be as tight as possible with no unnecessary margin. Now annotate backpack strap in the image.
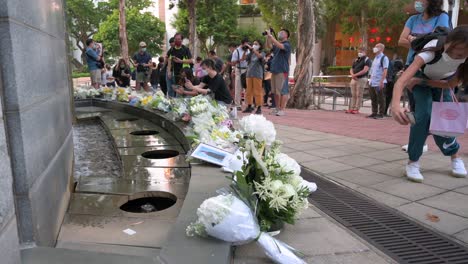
[419,36,446,65]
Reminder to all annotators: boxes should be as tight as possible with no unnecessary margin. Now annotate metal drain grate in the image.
[302,169,468,264]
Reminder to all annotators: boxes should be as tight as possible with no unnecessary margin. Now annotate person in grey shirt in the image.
[242,40,265,114]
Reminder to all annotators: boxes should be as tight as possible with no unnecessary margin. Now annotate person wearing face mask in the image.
[132,41,152,92]
[232,38,251,109]
[368,43,389,119]
[398,0,450,156]
[208,50,226,75]
[392,25,468,183]
[265,28,292,117]
[184,59,233,108]
[113,58,131,87]
[167,33,193,98]
[346,47,371,114]
[85,39,103,89]
[242,40,265,114]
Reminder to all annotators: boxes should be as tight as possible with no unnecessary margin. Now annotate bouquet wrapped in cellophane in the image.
[186,192,307,264]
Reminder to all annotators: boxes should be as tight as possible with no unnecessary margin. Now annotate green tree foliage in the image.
[172,0,239,55]
[256,0,298,48]
[65,0,107,63]
[95,9,165,58]
[324,0,412,48]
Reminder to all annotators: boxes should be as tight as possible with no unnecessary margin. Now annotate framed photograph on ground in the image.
[191,143,233,167]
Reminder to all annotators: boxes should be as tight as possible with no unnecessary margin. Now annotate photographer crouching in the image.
[265,28,291,116]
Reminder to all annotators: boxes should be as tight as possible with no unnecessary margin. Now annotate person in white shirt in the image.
[231,38,250,108]
[392,25,468,183]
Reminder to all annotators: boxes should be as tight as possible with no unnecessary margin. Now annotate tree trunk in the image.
[187,0,197,59]
[360,9,368,50]
[119,0,129,64]
[289,0,315,109]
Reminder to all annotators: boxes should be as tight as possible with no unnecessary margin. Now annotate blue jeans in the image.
[408,84,459,161]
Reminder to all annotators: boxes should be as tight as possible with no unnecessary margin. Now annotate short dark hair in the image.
[241,38,249,44]
[209,50,216,56]
[196,56,202,62]
[174,33,183,39]
[229,43,237,48]
[86,39,94,46]
[169,37,175,43]
[201,59,215,70]
[281,29,290,38]
[158,57,164,63]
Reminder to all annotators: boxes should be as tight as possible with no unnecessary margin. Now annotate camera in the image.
[262,27,275,36]
[242,44,249,51]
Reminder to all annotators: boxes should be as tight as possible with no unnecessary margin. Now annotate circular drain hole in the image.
[141,150,179,159]
[120,192,177,213]
[130,130,159,136]
[116,117,139,122]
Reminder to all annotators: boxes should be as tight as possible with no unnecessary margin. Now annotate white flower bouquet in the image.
[187,194,306,264]
[239,115,277,146]
[151,91,171,112]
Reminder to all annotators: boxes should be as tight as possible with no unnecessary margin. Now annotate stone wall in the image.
[0,0,74,255]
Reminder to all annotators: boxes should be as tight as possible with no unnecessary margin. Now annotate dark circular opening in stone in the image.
[120,194,177,213]
[116,117,139,122]
[130,130,159,136]
[141,150,179,159]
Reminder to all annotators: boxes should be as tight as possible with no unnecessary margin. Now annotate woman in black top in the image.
[113,59,131,87]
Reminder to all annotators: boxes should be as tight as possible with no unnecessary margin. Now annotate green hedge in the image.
[327,66,351,71]
[72,72,90,78]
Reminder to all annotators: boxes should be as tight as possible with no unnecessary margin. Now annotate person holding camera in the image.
[113,58,131,88]
[242,40,265,114]
[265,28,292,116]
[231,38,251,108]
[132,41,152,92]
[85,39,103,89]
[167,33,193,98]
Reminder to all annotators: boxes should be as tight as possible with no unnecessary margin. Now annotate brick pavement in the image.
[255,108,468,155]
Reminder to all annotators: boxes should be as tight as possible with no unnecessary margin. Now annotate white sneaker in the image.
[406,162,424,182]
[230,107,238,120]
[270,108,278,115]
[451,158,467,178]
[276,110,286,116]
[401,144,428,153]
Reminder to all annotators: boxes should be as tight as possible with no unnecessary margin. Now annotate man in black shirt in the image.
[167,33,192,97]
[208,50,225,74]
[346,47,371,114]
[185,59,233,106]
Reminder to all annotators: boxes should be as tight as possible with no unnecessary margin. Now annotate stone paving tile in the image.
[330,155,386,168]
[418,170,468,190]
[305,148,355,159]
[302,159,355,174]
[397,202,468,235]
[361,149,407,162]
[305,251,391,264]
[454,186,468,195]
[355,186,411,208]
[309,139,351,147]
[286,142,327,151]
[332,144,380,155]
[279,146,299,154]
[327,168,395,187]
[369,179,446,201]
[419,192,468,218]
[234,218,370,258]
[363,162,405,178]
[359,141,401,150]
[286,152,324,163]
[454,229,468,245]
[275,136,301,144]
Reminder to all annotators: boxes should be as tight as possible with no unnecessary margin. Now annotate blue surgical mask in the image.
[414,1,425,13]
[141,48,147,52]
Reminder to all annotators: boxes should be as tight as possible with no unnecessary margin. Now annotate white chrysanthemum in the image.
[239,115,276,145]
[280,184,296,198]
[276,153,301,176]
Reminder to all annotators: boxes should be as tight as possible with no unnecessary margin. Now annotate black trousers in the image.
[369,85,386,115]
[385,81,394,114]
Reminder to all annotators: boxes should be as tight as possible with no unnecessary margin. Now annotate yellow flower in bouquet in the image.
[141,96,153,107]
[117,88,126,95]
[102,87,113,94]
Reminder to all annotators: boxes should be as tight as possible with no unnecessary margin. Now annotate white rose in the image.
[270,180,283,192]
[281,184,296,198]
[276,153,301,176]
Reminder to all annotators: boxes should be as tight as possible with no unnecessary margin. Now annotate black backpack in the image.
[379,56,395,83]
[410,26,450,66]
